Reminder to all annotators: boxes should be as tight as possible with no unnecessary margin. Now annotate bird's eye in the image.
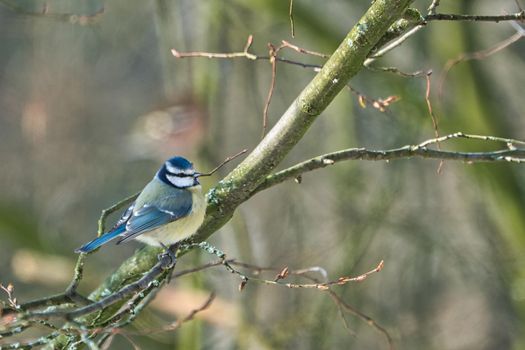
[166,169,195,178]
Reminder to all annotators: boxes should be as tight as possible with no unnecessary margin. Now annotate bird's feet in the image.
[158,242,177,269]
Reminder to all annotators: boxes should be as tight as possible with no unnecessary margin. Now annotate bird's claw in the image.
[158,242,177,269]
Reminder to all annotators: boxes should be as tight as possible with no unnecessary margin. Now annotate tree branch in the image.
[425,11,525,22]
[253,132,525,194]
[192,0,414,241]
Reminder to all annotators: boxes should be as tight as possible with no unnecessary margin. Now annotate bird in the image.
[75,156,206,254]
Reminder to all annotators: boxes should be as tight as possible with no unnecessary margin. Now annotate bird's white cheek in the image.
[166,175,194,188]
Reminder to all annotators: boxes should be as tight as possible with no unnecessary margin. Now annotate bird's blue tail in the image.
[75,226,125,253]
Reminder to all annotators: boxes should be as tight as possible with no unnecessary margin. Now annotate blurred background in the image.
[1,0,525,349]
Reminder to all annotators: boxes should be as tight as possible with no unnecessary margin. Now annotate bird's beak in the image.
[193,173,201,185]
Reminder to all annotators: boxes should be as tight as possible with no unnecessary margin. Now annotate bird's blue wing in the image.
[75,191,193,253]
[74,203,135,253]
[116,192,193,244]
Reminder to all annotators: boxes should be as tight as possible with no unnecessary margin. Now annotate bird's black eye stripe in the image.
[166,170,191,177]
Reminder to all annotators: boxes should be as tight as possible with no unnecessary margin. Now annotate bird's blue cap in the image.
[166,156,193,171]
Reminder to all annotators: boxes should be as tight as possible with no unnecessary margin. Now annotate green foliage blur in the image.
[1,0,524,349]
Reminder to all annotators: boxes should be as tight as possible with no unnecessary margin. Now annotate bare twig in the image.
[172,36,327,137]
[227,260,384,290]
[262,43,278,138]
[424,72,439,140]
[134,293,215,334]
[289,0,295,37]
[97,192,140,236]
[365,65,428,78]
[197,149,248,177]
[365,24,425,63]
[425,11,525,22]
[281,40,329,58]
[229,261,328,281]
[328,291,394,350]
[438,28,525,98]
[253,132,525,194]
[173,260,227,278]
[423,72,444,172]
[171,39,322,71]
[171,35,257,60]
[347,85,400,113]
[227,260,390,348]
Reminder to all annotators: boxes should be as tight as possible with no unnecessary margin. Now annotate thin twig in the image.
[173,260,227,278]
[425,72,439,140]
[438,28,525,99]
[328,291,394,350]
[281,40,329,58]
[289,0,295,37]
[172,36,329,137]
[366,24,425,63]
[365,65,428,78]
[227,260,383,290]
[198,149,248,177]
[347,85,400,113]
[424,72,444,173]
[230,260,328,280]
[227,260,390,348]
[97,192,140,236]
[131,293,215,335]
[425,11,525,22]
[253,132,525,194]
[262,43,278,138]
[171,35,257,60]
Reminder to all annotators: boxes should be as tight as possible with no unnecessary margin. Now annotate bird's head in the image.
[157,156,201,188]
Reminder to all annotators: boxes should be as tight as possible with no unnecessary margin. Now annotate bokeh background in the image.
[1,0,525,349]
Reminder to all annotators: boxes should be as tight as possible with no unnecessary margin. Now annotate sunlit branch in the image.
[427,0,440,15]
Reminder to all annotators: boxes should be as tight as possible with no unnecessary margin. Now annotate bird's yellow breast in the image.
[134,185,206,247]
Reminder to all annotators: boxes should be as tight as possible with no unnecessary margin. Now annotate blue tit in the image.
[75,156,206,253]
